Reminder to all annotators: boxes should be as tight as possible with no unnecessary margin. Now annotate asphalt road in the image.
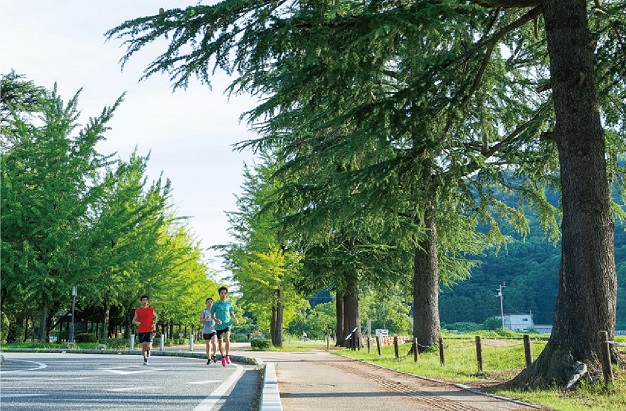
[0,352,261,411]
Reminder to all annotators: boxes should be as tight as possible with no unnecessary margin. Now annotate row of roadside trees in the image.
[1,72,218,343]
[106,0,626,389]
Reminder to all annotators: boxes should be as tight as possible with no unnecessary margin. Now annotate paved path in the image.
[2,343,548,410]
[0,352,259,411]
[229,347,548,411]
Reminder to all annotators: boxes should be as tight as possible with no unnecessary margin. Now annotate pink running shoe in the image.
[226,356,231,364]
[221,357,226,367]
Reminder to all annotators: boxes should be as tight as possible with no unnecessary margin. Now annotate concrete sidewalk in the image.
[226,345,547,411]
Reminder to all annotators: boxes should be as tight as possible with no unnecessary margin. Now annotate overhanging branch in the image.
[475,0,540,8]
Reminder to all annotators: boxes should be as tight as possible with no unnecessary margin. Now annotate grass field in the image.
[335,334,626,411]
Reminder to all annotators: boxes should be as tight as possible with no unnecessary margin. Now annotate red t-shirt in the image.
[135,307,155,333]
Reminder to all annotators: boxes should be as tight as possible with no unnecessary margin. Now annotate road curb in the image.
[258,361,283,411]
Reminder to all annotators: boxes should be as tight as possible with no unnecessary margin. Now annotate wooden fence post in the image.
[439,337,445,366]
[523,334,532,368]
[394,336,399,358]
[367,337,371,354]
[475,336,483,372]
[413,337,419,362]
[376,336,382,356]
[599,330,614,384]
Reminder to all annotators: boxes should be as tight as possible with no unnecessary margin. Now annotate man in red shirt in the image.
[132,295,158,365]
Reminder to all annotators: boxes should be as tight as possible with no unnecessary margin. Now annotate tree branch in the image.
[474,0,540,8]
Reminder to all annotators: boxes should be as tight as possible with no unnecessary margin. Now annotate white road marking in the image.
[104,386,163,392]
[99,365,160,375]
[0,359,47,374]
[193,364,245,411]
[188,380,222,384]
[0,394,47,398]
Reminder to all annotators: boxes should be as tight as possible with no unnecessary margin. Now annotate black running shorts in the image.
[138,332,153,343]
[216,328,230,339]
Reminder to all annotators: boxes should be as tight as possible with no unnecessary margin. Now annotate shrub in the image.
[250,339,271,350]
[102,338,128,349]
[74,333,97,343]
[444,322,481,333]
[165,337,186,345]
[481,317,502,331]
[231,332,250,343]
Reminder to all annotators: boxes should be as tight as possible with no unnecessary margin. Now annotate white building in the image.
[502,313,534,332]
[499,312,552,333]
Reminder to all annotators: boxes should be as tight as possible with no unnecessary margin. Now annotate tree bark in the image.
[412,200,441,351]
[38,300,49,342]
[103,302,111,339]
[512,0,621,387]
[335,290,344,347]
[342,276,361,348]
[270,287,284,347]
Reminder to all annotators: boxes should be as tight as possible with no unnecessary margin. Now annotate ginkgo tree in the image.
[1,74,218,342]
[1,81,121,340]
[220,157,307,347]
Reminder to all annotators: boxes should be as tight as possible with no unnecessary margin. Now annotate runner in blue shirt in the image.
[211,286,239,366]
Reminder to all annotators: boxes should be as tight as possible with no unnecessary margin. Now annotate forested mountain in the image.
[440,188,626,328]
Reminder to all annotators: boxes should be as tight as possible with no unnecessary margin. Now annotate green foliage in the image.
[444,322,482,333]
[0,70,48,143]
[108,2,626,384]
[359,289,411,335]
[1,77,123,340]
[0,341,97,350]
[99,338,128,349]
[250,338,272,350]
[74,333,98,343]
[220,158,308,344]
[0,311,9,343]
[482,317,503,331]
[1,74,218,342]
[287,302,336,340]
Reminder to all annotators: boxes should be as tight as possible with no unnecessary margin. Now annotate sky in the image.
[0,1,258,277]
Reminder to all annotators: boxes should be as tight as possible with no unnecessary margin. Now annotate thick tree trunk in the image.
[413,201,440,351]
[512,0,620,388]
[335,290,344,347]
[270,287,284,347]
[342,276,361,348]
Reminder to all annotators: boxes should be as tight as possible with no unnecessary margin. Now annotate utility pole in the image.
[497,283,506,330]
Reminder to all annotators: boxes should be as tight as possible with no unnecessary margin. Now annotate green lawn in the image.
[336,335,626,411]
